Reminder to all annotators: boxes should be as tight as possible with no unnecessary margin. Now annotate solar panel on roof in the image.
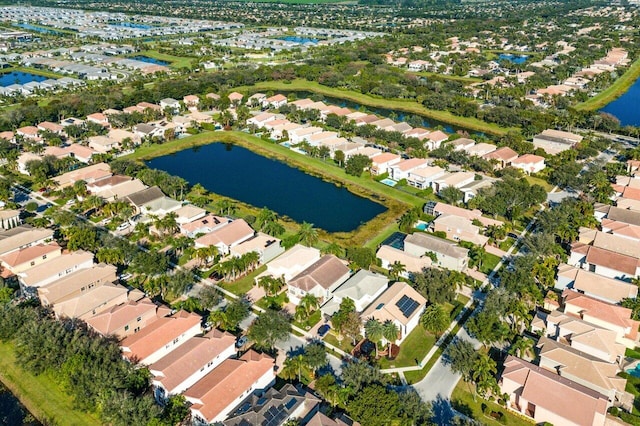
[396,295,419,318]
[284,397,297,410]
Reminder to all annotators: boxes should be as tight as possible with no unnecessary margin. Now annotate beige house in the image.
[37,264,117,307]
[52,283,131,320]
[404,233,468,272]
[194,219,255,255]
[150,329,236,402]
[555,263,638,304]
[361,281,426,344]
[431,214,489,246]
[0,242,62,274]
[86,297,171,339]
[228,232,284,265]
[376,245,432,278]
[287,255,350,305]
[258,244,321,283]
[88,135,120,153]
[0,209,20,231]
[500,355,608,426]
[18,250,95,289]
[512,154,546,174]
[53,162,112,188]
[0,226,54,257]
[533,129,582,155]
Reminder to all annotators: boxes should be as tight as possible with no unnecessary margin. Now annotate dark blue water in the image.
[277,36,318,44]
[147,143,387,232]
[0,72,47,87]
[498,54,529,64]
[0,383,41,425]
[131,56,170,66]
[600,76,640,126]
[15,23,62,35]
[111,22,152,29]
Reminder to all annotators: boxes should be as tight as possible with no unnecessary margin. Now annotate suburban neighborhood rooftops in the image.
[362,281,426,326]
[288,255,350,291]
[86,297,171,337]
[125,186,166,207]
[195,219,254,247]
[404,232,468,260]
[0,242,60,268]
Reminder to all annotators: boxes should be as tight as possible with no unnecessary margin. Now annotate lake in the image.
[498,54,529,64]
[277,36,318,44]
[131,56,170,66]
[0,382,41,425]
[146,143,387,232]
[0,72,47,87]
[15,23,62,35]
[600,76,640,126]
[110,22,153,30]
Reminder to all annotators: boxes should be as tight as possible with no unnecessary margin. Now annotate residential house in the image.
[555,263,637,304]
[229,232,284,264]
[86,112,109,127]
[248,93,267,107]
[90,177,147,201]
[533,129,582,155]
[537,337,627,405]
[120,310,202,365]
[257,244,321,283]
[0,242,62,274]
[180,214,230,238]
[16,126,40,141]
[150,329,236,402]
[108,128,140,146]
[287,255,350,305]
[37,263,117,307]
[569,233,640,280]
[247,112,277,128]
[562,289,640,348]
[65,144,96,163]
[449,138,476,151]
[185,350,276,425]
[511,154,545,174]
[86,297,172,339]
[320,270,388,316]
[423,131,448,150]
[174,205,207,225]
[124,186,166,215]
[194,219,255,255]
[433,172,476,193]
[376,245,432,278]
[289,126,323,144]
[18,250,95,289]
[499,355,608,426]
[431,214,489,246]
[52,282,131,320]
[142,196,183,218]
[404,232,468,272]
[361,281,427,344]
[224,384,321,426]
[17,152,42,175]
[37,121,65,136]
[483,146,519,169]
[406,166,446,190]
[0,226,54,257]
[465,142,497,157]
[262,94,287,109]
[228,92,244,107]
[0,209,21,230]
[160,98,181,114]
[88,135,120,153]
[389,158,429,181]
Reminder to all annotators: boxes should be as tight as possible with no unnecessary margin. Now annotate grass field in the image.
[0,341,101,425]
[233,79,514,136]
[125,131,422,246]
[379,324,436,369]
[576,57,640,111]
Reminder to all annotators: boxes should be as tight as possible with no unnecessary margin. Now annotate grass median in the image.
[576,57,640,111]
[0,340,100,425]
[233,79,513,136]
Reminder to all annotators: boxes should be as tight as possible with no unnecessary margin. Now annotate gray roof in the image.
[331,270,388,302]
[125,186,165,207]
[607,206,640,227]
[404,232,468,259]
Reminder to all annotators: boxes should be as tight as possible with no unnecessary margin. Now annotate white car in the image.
[116,223,129,231]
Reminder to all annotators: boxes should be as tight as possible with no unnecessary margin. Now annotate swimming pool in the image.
[627,365,640,378]
[280,142,291,148]
[415,222,427,231]
[380,178,397,187]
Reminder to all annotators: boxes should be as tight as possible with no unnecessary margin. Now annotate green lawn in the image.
[524,175,553,192]
[233,79,514,136]
[292,309,322,331]
[219,265,266,296]
[323,331,356,353]
[364,221,399,249]
[0,341,101,425]
[576,57,640,111]
[498,237,515,252]
[479,252,502,275]
[451,381,534,426]
[256,291,288,310]
[379,324,436,369]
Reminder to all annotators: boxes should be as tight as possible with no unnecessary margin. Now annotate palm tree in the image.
[382,320,399,356]
[468,245,486,271]
[242,251,260,273]
[420,304,449,338]
[297,222,319,247]
[217,199,235,216]
[364,318,384,357]
[281,354,311,382]
[257,275,284,297]
[299,294,319,318]
[472,353,497,399]
[389,261,406,280]
[508,337,534,359]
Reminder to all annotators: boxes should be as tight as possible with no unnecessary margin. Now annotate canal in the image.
[0,382,40,425]
[146,143,387,233]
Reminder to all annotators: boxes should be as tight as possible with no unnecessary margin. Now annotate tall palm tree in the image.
[364,318,384,357]
[472,353,497,399]
[389,261,406,280]
[257,275,284,297]
[297,222,319,247]
[420,304,449,338]
[281,354,311,382]
[299,294,319,318]
[508,337,534,359]
[382,320,399,356]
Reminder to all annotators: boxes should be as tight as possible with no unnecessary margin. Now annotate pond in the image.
[146,143,387,233]
[110,22,153,30]
[278,90,477,135]
[15,23,62,35]
[0,382,41,425]
[131,56,170,66]
[600,76,640,126]
[0,72,47,87]
[277,36,318,44]
[498,54,529,64]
